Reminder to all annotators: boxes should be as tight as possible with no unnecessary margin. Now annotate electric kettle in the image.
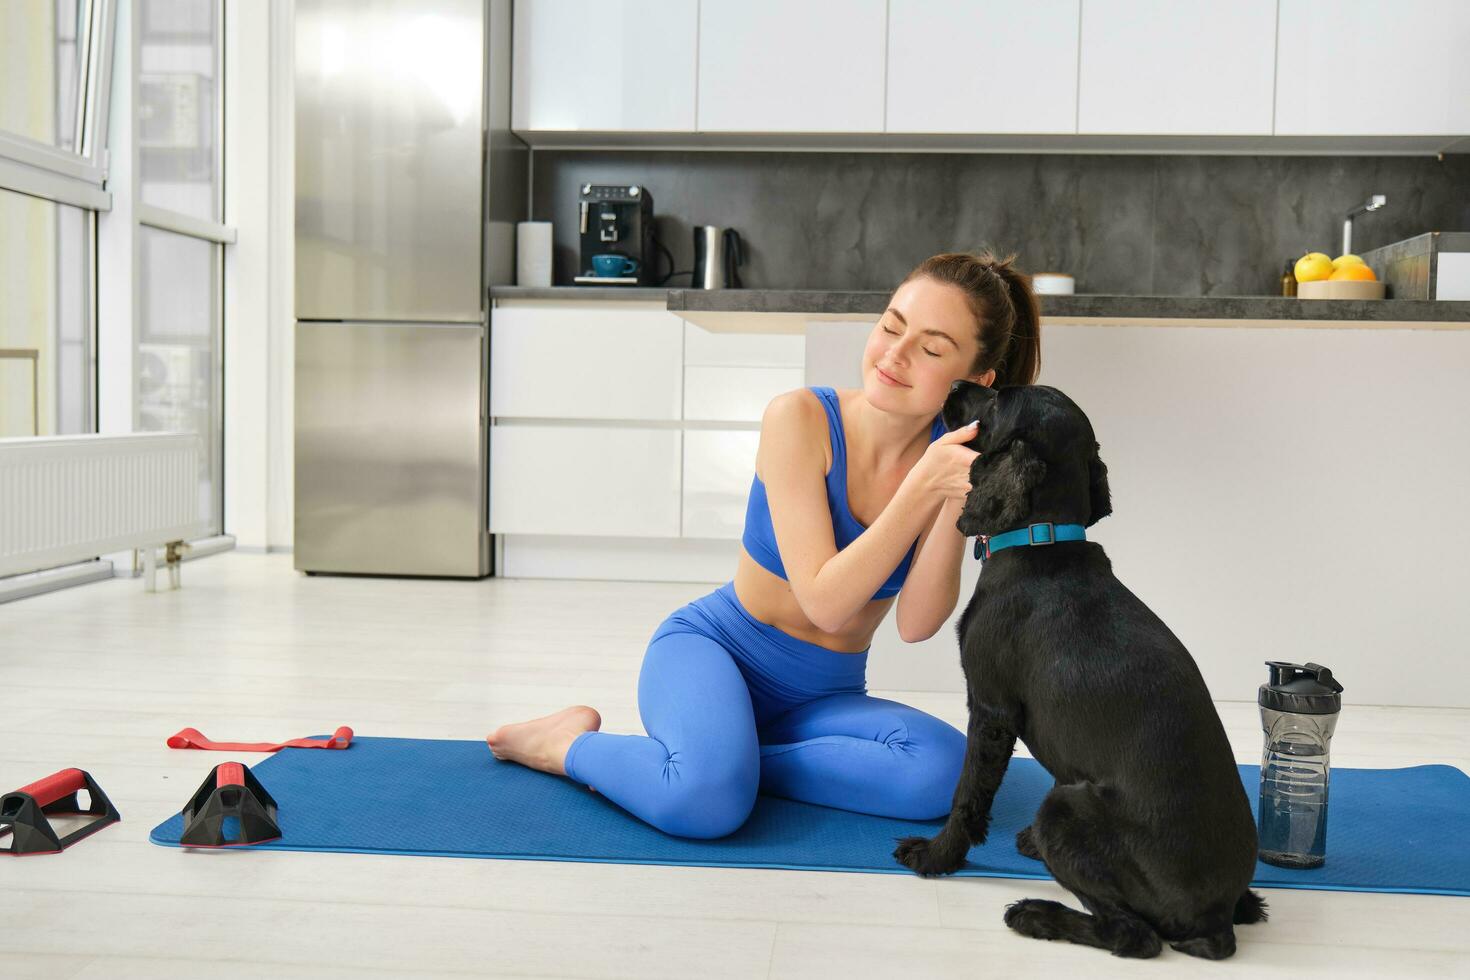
[692,226,744,289]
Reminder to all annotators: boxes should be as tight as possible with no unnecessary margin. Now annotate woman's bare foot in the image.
[486,705,601,777]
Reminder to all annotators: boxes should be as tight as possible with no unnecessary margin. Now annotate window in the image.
[137,225,220,528]
[0,0,112,439]
[2,0,232,536]
[138,0,219,221]
[0,187,93,437]
[133,0,230,533]
[0,1,88,153]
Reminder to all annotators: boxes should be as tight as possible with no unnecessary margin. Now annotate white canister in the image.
[1031,272,1075,295]
[516,221,553,287]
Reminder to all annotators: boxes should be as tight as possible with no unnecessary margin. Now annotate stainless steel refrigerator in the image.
[293,0,523,577]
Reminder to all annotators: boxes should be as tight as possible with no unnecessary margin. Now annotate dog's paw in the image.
[1015,825,1041,860]
[1004,898,1066,939]
[893,835,966,877]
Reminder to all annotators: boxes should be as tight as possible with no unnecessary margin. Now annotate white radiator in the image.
[0,433,207,578]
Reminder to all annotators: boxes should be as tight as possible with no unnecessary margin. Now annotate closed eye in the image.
[882,326,940,358]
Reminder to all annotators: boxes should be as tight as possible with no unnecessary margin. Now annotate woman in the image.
[488,251,1043,838]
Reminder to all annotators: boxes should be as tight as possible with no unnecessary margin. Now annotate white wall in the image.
[223,0,269,547]
[809,321,1470,709]
[222,0,294,552]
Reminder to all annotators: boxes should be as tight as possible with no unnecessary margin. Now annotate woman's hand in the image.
[907,422,982,504]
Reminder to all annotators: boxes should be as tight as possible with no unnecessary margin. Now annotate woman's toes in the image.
[485,725,519,761]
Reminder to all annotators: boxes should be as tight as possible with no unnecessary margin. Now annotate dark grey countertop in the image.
[666,289,1470,322]
[491,286,1470,323]
[490,286,671,301]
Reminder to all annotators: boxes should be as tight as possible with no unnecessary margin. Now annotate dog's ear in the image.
[958,438,1048,535]
[943,379,997,434]
[1086,441,1112,527]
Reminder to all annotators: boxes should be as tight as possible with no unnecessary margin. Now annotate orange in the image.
[1329,263,1376,281]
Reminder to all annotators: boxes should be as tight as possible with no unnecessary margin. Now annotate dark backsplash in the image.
[530,150,1470,296]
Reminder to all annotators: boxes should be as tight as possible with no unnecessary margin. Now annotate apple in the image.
[1294,252,1334,283]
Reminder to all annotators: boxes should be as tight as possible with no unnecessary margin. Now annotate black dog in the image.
[893,381,1266,959]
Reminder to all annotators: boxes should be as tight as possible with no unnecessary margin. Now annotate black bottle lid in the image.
[1259,661,1344,715]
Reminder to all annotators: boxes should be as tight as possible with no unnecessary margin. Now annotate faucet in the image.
[1342,194,1386,256]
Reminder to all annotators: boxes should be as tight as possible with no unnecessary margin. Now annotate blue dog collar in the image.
[974,522,1087,562]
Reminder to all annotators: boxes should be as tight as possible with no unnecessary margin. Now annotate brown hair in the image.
[899,251,1042,387]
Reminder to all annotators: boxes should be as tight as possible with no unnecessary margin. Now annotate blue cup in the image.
[591,254,639,277]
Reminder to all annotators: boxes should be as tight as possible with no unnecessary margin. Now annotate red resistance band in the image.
[166,726,354,752]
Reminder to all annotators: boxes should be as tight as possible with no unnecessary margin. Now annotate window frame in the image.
[0,0,118,208]
[0,0,115,439]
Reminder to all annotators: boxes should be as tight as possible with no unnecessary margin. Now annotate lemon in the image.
[1294,252,1334,283]
[1332,253,1366,269]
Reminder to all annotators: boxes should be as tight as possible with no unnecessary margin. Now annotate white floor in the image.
[2,552,1467,980]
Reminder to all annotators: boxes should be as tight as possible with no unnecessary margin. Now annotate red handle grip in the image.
[14,768,87,807]
[216,763,245,787]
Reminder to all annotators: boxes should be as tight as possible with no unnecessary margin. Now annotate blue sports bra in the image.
[741,386,947,600]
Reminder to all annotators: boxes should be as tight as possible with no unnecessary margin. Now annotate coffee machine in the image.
[575,183,656,285]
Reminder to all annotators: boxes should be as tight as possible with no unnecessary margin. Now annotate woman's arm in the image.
[761,393,940,634]
[894,496,968,643]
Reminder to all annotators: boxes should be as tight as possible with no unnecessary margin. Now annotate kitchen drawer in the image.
[682,429,759,540]
[683,321,804,367]
[684,366,804,422]
[490,424,681,537]
[490,304,683,420]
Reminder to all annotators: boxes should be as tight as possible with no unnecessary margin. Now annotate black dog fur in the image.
[892,381,1266,959]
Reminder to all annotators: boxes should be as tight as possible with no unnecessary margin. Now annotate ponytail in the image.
[898,250,1042,387]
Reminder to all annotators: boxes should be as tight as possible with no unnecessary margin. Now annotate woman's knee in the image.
[888,717,967,819]
[645,759,759,839]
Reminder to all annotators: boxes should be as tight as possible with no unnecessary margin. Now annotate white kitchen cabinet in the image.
[885,0,1079,135]
[511,0,698,132]
[684,366,803,422]
[696,0,887,133]
[682,429,759,539]
[490,303,683,420]
[1078,0,1277,136]
[490,424,681,537]
[1275,0,1470,136]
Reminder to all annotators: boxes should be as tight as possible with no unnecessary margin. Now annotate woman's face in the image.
[861,276,995,416]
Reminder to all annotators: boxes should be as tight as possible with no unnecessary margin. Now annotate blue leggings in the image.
[563,581,966,839]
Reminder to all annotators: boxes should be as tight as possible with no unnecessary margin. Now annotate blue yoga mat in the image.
[149,736,1470,897]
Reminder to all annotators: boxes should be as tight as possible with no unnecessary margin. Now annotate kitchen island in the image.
[487,285,1470,707]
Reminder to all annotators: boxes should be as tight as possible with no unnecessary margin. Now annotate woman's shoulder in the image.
[764,386,827,424]
[759,387,834,476]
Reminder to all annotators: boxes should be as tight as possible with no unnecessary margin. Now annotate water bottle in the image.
[1257,661,1344,869]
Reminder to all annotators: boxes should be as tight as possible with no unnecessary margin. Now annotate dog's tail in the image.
[1232,889,1269,925]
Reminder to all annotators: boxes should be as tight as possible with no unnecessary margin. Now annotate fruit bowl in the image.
[1297,280,1386,300]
